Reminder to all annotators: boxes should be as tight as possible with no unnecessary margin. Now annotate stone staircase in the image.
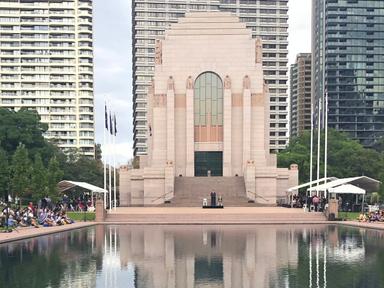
[163,176,254,207]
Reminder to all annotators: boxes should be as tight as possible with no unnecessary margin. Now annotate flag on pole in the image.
[104,104,108,130]
[109,112,113,135]
[113,114,117,136]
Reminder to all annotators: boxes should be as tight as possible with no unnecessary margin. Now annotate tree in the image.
[0,108,48,157]
[0,148,9,200]
[47,156,64,202]
[10,144,31,200]
[62,155,103,188]
[278,129,384,192]
[30,153,48,202]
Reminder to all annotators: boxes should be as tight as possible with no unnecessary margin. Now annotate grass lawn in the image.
[338,211,360,221]
[67,212,95,221]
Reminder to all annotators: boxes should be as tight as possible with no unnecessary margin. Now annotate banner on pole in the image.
[104,103,108,130]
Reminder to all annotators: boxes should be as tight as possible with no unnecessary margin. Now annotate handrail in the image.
[151,191,174,203]
[247,191,270,202]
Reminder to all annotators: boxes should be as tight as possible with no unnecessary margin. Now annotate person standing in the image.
[312,195,320,212]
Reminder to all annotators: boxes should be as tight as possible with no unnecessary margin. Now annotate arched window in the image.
[194,72,223,142]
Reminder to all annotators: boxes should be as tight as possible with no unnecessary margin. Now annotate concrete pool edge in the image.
[0,222,96,244]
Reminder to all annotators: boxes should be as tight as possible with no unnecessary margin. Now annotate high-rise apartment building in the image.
[290,53,312,137]
[132,0,289,155]
[0,0,94,156]
[312,0,384,146]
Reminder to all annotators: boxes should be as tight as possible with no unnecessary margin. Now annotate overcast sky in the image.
[93,0,312,165]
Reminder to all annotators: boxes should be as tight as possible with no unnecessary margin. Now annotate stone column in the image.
[243,76,252,170]
[186,81,194,176]
[151,93,167,167]
[223,83,232,176]
[167,76,175,165]
[95,199,106,222]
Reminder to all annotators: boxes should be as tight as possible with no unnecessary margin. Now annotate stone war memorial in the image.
[120,12,298,206]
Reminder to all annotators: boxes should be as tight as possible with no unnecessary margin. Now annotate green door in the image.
[194,152,223,176]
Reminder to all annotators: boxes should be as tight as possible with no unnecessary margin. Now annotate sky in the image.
[93,0,312,165]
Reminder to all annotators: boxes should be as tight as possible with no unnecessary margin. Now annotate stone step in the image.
[164,176,249,207]
[106,214,326,223]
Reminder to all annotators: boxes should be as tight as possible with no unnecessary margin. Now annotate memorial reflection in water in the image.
[0,225,384,288]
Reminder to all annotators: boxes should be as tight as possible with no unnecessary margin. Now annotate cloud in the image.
[94,0,133,163]
[101,141,133,166]
[288,0,312,65]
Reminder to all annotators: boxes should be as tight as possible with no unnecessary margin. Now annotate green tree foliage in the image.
[61,154,103,188]
[278,129,384,197]
[0,148,9,198]
[10,143,31,199]
[0,108,47,156]
[47,156,64,201]
[30,153,48,202]
[0,108,105,203]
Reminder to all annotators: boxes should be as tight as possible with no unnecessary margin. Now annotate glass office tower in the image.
[312,0,384,146]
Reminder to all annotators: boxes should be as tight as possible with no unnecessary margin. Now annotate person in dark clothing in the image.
[210,191,217,207]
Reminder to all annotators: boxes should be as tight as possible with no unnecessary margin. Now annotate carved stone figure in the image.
[243,75,251,89]
[255,38,262,64]
[224,75,231,89]
[186,76,193,89]
[167,76,174,90]
[155,39,162,65]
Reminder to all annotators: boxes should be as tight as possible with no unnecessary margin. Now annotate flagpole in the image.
[316,97,321,197]
[108,109,112,212]
[113,114,117,210]
[309,102,314,197]
[324,92,328,198]
[103,101,107,209]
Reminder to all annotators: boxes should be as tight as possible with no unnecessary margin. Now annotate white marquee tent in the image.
[58,180,107,194]
[58,180,107,207]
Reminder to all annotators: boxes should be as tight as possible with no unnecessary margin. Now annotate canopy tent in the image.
[58,180,107,208]
[58,180,107,194]
[287,177,338,193]
[328,184,366,195]
[306,176,380,194]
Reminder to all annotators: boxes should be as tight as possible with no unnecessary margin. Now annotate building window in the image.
[194,72,223,142]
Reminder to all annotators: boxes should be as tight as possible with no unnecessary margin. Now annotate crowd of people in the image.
[0,202,74,230]
[358,210,384,223]
[291,194,328,212]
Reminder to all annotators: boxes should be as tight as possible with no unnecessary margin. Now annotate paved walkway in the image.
[0,222,95,244]
[108,207,316,215]
[104,207,328,224]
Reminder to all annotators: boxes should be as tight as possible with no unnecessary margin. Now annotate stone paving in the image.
[0,222,95,244]
[104,207,328,224]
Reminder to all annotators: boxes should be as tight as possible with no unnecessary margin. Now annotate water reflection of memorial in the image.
[116,225,331,288]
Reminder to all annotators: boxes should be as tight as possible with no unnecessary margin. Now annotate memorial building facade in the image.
[120,12,297,206]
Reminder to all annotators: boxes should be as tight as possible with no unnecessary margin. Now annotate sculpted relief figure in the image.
[167,76,174,90]
[155,39,162,65]
[255,38,262,64]
[186,76,194,89]
[243,75,251,89]
[224,75,231,89]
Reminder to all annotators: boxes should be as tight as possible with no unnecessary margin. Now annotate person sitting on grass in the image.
[358,213,367,222]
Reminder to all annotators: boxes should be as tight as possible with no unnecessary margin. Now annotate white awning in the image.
[307,176,380,193]
[328,184,366,195]
[58,180,107,194]
[287,177,338,192]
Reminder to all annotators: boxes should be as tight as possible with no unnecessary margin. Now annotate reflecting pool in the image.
[1,225,384,288]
